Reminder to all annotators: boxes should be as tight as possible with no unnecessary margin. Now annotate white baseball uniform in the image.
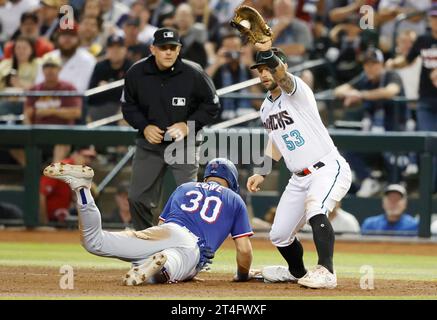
[260,75,352,247]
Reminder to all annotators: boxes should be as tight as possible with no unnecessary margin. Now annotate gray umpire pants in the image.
[128,139,200,230]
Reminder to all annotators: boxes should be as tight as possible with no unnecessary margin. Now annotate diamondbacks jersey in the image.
[159,181,253,252]
[260,75,337,172]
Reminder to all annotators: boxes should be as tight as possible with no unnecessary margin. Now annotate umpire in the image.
[121,27,220,230]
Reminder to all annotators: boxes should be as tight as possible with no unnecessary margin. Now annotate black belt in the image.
[295,161,325,177]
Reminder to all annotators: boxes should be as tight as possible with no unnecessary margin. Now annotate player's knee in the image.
[269,228,294,247]
[81,238,103,255]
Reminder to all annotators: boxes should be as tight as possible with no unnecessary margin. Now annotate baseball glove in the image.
[230,5,273,45]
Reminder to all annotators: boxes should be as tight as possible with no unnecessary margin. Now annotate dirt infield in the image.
[0,266,436,298]
[0,229,437,256]
[1,230,437,298]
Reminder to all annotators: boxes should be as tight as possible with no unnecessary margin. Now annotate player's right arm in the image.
[233,236,253,281]
[247,138,282,193]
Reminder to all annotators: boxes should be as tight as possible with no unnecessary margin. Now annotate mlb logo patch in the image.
[163,31,174,38]
[172,97,186,107]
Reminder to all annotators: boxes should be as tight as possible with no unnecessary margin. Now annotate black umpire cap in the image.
[250,47,288,69]
[152,28,182,47]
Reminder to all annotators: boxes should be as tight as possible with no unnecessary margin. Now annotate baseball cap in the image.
[250,47,288,70]
[384,184,407,198]
[362,47,384,64]
[429,3,437,16]
[107,34,125,47]
[42,54,62,68]
[152,28,181,47]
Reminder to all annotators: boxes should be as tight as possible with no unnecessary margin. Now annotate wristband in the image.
[259,50,280,70]
[254,155,274,177]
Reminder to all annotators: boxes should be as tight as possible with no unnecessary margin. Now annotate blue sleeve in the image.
[159,190,177,221]
[361,218,373,234]
[230,196,253,239]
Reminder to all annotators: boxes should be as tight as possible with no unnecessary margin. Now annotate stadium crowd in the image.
[0,0,436,234]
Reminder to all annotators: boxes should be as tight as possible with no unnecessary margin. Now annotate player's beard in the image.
[267,81,278,91]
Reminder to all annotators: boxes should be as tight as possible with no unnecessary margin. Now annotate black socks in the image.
[277,239,307,278]
[309,214,335,273]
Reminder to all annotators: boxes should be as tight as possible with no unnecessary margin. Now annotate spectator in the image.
[378,0,431,51]
[270,0,313,65]
[388,5,437,193]
[104,181,133,229]
[189,0,221,49]
[209,0,243,25]
[81,0,101,18]
[0,0,39,43]
[0,202,23,220]
[79,15,105,57]
[39,145,97,224]
[206,33,259,120]
[122,17,151,62]
[431,219,437,235]
[386,30,421,101]
[24,54,82,163]
[361,184,418,236]
[38,0,62,41]
[100,0,129,27]
[136,6,158,44]
[329,0,379,24]
[35,24,96,93]
[335,48,407,197]
[0,36,39,120]
[3,11,54,58]
[88,34,132,122]
[146,0,175,28]
[173,3,208,68]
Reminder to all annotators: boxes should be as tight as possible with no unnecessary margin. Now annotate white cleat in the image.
[43,163,94,190]
[297,265,337,289]
[123,252,167,286]
[262,266,300,283]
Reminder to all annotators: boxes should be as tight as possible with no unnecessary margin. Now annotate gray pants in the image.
[128,139,199,230]
[78,198,200,282]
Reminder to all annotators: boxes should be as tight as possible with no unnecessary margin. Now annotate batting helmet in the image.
[203,158,240,193]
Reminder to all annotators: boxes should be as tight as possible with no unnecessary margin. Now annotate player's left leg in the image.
[299,156,352,289]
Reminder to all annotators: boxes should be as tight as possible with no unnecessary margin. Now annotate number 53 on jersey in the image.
[282,129,305,151]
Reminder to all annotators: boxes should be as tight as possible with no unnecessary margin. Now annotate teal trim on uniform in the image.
[289,75,298,96]
[267,93,282,103]
[321,160,341,209]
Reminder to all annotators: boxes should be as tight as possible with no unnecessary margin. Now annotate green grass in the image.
[1,242,437,281]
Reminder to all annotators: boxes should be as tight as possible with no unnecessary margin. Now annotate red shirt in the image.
[25,81,82,125]
[3,37,54,59]
[40,158,75,221]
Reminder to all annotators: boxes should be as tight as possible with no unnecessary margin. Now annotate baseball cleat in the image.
[297,265,337,289]
[261,266,300,283]
[43,163,94,190]
[123,252,167,286]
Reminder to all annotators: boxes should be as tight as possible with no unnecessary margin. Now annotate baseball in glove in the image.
[230,5,273,45]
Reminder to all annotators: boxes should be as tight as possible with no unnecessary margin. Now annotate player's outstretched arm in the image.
[233,236,253,282]
[254,40,295,94]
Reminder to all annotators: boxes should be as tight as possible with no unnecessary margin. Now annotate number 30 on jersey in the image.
[180,191,223,223]
[282,129,305,151]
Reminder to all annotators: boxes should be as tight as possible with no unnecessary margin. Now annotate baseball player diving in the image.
[233,6,352,289]
[43,158,254,285]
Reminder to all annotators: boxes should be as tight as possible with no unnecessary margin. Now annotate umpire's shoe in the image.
[123,252,167,286]
[43,163,94,190]
[297,265,337,289]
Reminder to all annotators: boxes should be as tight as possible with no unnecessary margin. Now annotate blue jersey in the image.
[159,181,253,252]
[361,213,418,236]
